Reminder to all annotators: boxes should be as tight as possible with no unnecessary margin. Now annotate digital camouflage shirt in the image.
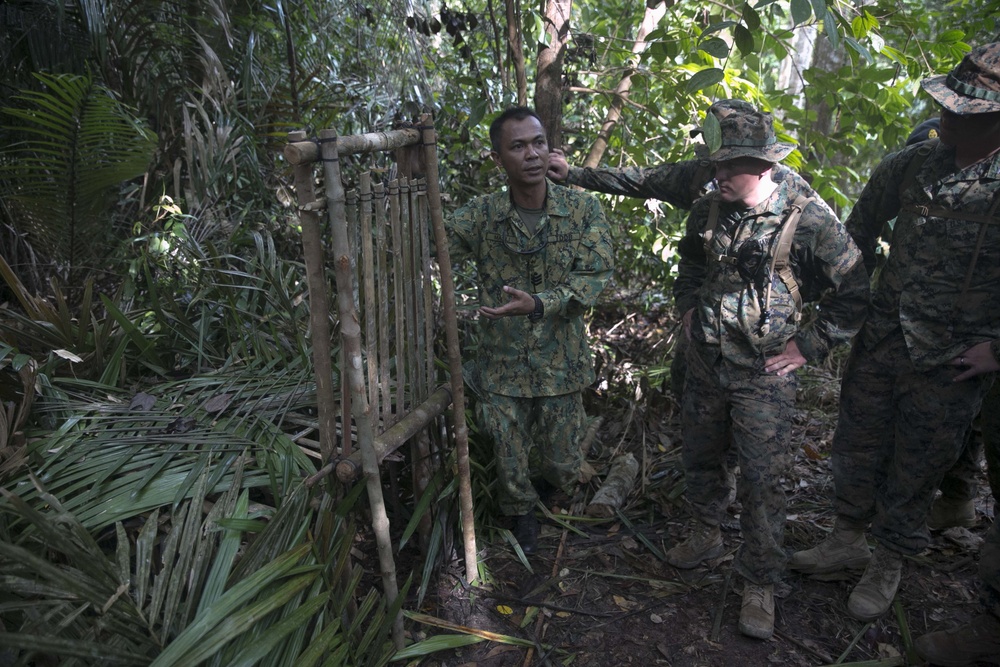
[848,141,1000,369]
[674,181,869,368]
[565,161,833,214]
[446,183,615,397]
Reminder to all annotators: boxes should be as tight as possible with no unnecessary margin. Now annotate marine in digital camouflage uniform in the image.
[668,101,869,640]
[789,45,1000,653]
[547,104,840,399]
[445,107,614,555]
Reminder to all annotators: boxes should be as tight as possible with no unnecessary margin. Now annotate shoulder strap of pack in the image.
[703,196,721,257]
[900,139,937,194]
[763,194,813,322]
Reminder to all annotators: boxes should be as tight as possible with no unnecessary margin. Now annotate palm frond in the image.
[0,71,156,276]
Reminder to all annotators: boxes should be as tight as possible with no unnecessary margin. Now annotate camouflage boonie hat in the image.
[703,99,796,163]
[921,42,1000,114]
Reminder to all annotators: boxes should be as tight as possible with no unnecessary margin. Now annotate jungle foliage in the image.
[0,0,997,664]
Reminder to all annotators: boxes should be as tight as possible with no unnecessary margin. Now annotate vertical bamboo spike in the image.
[360,173,379,429]
[286,131,338,467]
[319,129,404,649]
[375,182,392,431]
[389,179,406,424]
[419,116,478,583]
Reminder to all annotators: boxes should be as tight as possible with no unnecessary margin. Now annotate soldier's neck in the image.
[509,182,547,210]
[954,134,1000,169]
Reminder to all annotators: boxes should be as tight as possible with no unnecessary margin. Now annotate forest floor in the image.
[416,300,995,667]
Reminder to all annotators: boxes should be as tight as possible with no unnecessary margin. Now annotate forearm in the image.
[795,262,870,361]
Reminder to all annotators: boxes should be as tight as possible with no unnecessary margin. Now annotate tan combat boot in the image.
[926,496,977,530]
[847,545,902,621]
[789,522,871,574]
[914,614,1000,666]
[666,522,724,569]
[739,583,774,639]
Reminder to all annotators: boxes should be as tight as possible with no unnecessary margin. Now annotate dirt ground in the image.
[415,304,995,667]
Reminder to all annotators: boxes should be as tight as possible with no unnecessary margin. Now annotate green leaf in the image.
[939,30,965,44]
[685,67,725,93]
[823,9,841,50]
[391,634,485,660]
[734,25,755,57]
[703,112,723,155]
[741,3,761,30]
[810,0,826,18]
[791,0,812,25]
[699,37,731,59]
[845,37,874,65]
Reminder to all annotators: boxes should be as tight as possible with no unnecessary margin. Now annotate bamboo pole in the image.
[375,183,392,431]
[284,128,422,165]
[319,129,404,649]
[419,116,478,583]
[287,131,338,466]
[334,385,455,483]
[360,173,379,427]
[389,180,406,426]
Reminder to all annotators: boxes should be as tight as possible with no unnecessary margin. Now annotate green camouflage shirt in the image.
[565,161,831,213]
[848,141,1000,368]
[446,183,615,396]
[675,182,868,368]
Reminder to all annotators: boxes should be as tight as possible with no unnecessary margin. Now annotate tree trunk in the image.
[534,0,572,148]
[581,1,666,167]
[505,0,528,105]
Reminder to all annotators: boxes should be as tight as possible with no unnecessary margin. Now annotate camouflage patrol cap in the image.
[921,42,1000,114]
[905,118,941,145]
[704,99,796,163]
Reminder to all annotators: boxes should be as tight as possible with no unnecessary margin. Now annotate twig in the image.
[774,628,836,664]
[834,621,872,664]
[709,568,732,641]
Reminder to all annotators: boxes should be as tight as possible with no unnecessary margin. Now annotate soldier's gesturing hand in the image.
[547,149,570,182]
[951,340,1000,382]
[480,285,537,320]
[764,338,807,376]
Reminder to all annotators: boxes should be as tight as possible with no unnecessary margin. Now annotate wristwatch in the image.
[527,295,544,322]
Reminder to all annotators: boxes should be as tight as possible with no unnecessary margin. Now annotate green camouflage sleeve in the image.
[672,198,712,316]
[793,202,869,361]
[845,148,913,274]
[565,160,713,209]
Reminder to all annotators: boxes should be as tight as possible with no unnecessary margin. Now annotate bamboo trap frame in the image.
[285,120,479,613]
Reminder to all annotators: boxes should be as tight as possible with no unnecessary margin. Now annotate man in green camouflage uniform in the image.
[668,102,869,639]
[445,107,614,555]
[791,46,1000,658]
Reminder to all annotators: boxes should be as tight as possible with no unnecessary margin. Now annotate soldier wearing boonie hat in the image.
[790,43,1000,664]
[669,101,869,640]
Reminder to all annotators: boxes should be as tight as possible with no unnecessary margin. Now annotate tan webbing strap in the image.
[703,197,720,258]
[900,140,936,194]
[762,194,812,322]
[900,204,1000,225]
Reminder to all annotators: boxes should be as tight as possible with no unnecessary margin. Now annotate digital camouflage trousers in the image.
[833,330,992,555]
[476,391,586,516]
[681,340,796,585]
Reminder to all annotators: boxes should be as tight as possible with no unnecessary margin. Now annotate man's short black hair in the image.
[489,106,544,152]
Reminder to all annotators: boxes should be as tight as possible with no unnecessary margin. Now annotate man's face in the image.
[492,116,550,189]
[938,109,1000,147]
[713,157,772,206]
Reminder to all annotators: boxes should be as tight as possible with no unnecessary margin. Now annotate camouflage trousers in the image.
[833,330,992,555]
[681,340,796,585]
[939,379,1000,503]
[476,391,585,516]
